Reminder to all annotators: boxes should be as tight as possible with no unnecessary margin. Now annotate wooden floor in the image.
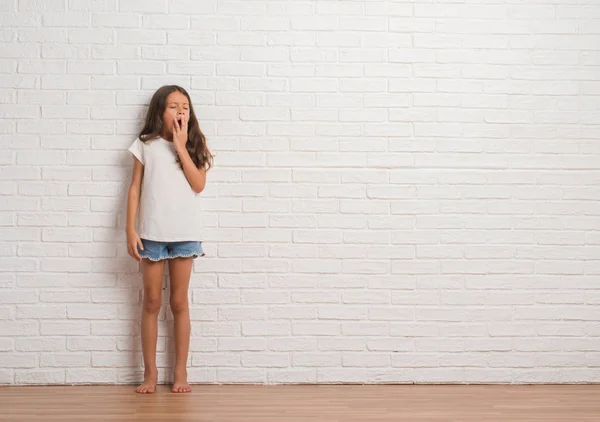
[1,385,600,421]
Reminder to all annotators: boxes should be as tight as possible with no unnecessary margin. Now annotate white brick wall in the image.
[1,0,600,385]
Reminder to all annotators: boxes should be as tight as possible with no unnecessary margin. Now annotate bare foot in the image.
[136,370,157,394]
[172,368,191,393]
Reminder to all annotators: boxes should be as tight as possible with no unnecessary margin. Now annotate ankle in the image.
[144,367,158,376]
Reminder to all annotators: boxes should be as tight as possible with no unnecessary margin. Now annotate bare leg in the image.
[136,258,165,394]
[168,257,193,393]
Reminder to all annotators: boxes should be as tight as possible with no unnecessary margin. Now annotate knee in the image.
[143,294,161,314]
[169,296,188,315]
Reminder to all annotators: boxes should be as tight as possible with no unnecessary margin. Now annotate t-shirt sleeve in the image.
[128,138,145,165]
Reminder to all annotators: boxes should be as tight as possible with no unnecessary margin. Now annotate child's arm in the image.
[175,146,207,194]
[126,157,144,261]
[172,114,207,194]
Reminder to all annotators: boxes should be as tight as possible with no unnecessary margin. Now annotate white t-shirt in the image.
[127,136,204,242]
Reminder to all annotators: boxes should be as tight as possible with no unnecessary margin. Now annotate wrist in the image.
[175,145,189,160]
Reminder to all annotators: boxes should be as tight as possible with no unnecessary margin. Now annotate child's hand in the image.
[127,230,143,261]
[173,114,188,152]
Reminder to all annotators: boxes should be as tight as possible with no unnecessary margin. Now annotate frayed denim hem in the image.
[140,251,206,261]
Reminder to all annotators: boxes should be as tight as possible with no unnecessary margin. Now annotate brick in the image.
[3,1,600,386]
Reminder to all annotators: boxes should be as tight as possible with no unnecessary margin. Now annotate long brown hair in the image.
[138,85,213,171]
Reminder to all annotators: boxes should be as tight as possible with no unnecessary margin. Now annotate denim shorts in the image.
[137,239,205,261]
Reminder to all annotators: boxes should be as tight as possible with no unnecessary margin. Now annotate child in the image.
[126,85,212,394]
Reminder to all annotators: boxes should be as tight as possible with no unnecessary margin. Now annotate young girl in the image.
[126,85,212,394]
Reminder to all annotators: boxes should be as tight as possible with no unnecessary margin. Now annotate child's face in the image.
[162,91,189,134]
